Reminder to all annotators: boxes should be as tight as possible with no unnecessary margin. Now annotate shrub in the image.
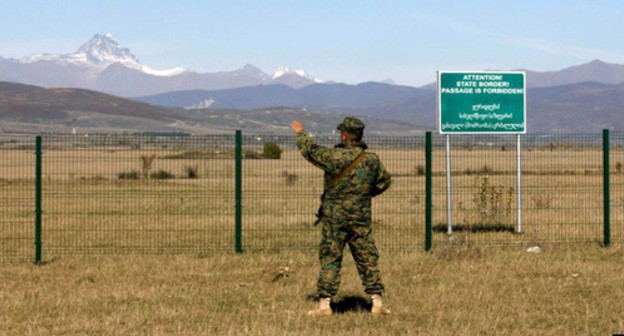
[118,170,141,180]
[244,150,264,159]
[263,142,282,159]
[281,170,298,186]
[471,176,513,226]
[184,165,199,179]
[140,154,157,179]
[415,164,425,176]
[480,164,493,174]
[150,169,175,179]
[531,195,552,209]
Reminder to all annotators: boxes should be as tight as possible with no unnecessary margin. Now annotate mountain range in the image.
[0,34,323,97]
[0,82,420,135]
[523,60,624,88]
[4,34,624,97]
[2,33,624,133]
[3,79,624,134]
[134,80,624,132]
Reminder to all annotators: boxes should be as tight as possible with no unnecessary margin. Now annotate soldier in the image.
[290,117,392,317]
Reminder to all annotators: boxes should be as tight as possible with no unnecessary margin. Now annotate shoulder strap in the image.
[328,151,368,188]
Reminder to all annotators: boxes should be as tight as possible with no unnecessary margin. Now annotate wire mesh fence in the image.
[40,134,236,257]
[0,134,35,262]
[433,133,616,248]
[0,131,621,262]
[240,134,423,253]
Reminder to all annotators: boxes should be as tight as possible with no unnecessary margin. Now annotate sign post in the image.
[437,71,526,233]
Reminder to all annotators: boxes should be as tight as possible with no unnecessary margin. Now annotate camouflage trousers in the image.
[316,218,384,298]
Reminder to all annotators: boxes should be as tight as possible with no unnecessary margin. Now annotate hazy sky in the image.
[1,0,623,86]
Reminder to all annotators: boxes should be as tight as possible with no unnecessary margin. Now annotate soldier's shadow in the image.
[332,295,372,314]
[307,294,372,314]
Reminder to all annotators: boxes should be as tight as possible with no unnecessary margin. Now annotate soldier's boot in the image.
[371,294,391,316]
[308,297,332,317]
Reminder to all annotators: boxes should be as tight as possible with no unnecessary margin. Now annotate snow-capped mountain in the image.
[20,33,186,77]
[272,66,323,83]
[61,33,139,66]
[0,33,322,96]
[269,66,324,88]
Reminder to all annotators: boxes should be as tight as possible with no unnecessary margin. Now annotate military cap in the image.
[337,116,365,136]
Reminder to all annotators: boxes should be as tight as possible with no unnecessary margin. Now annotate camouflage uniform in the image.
[296,117,392,298]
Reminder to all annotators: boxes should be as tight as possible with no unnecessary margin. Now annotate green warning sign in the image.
[438,71,526,134]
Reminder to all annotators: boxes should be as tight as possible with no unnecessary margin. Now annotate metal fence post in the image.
[34,136,43,264]
[603,129,611,247]
[235,130,243,253]
[425,132,433,252]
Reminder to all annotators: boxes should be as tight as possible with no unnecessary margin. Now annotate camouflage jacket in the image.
[296,131,392,223]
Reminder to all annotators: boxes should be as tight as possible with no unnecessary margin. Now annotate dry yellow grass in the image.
[1,245,623,335]
[1,144,623,259]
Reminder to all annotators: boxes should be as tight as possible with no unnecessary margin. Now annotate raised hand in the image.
[290,120,305,133]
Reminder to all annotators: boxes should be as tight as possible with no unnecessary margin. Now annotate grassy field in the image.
[1,244,623,335]
[2,144,622,259]
[1,135,624,334]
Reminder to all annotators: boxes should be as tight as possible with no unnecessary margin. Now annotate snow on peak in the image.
[141,65,187,76]
[273,66,305,79]
[21,53,58,63]
[74,33,139,66]
[272,66,324,83]
[20,33,186,77]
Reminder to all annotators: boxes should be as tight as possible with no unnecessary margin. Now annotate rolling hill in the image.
[0,82,421,135]
[135,80,624,133]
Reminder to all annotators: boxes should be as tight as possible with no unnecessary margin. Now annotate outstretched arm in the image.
[291,120,334,172]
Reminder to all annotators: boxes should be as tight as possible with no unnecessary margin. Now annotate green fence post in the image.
[425,132,433,252]
[34,136,42,264]
[603,129,611,247]
[235,130,243,253]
